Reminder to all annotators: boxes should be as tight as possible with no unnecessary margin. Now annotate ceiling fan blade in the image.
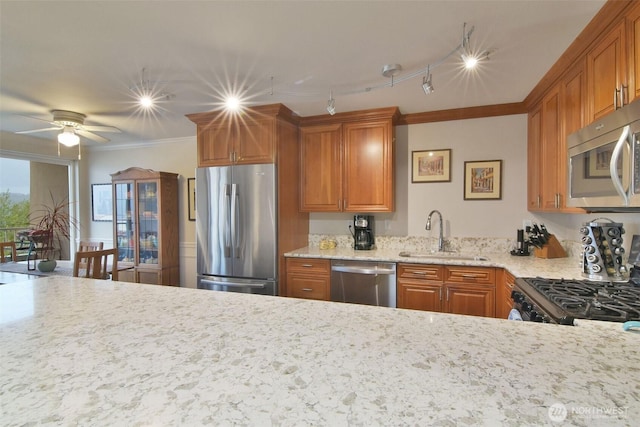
[77,129,110,143]
[81,125,121,133]
[15,126,61,134]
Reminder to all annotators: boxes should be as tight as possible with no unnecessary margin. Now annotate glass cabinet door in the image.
[114,182,135,263]
[137,181,159,265]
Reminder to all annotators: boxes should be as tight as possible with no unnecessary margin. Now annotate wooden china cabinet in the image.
[111,167,179,286]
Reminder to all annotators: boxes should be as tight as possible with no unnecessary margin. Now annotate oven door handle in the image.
[610,124,630,206]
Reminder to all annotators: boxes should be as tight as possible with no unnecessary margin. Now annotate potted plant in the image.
[28,194,79,272]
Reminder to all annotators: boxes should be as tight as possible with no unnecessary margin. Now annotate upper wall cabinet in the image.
[586,21,627,122]
[187,107,283,167]
[526,1,640,213]
[627,1,640,102]
[528,61,586,213]
[299,107,399,213]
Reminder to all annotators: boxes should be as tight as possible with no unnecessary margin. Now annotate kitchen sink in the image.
[398,251,489,261]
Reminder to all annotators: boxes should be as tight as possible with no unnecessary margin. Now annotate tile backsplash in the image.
[309,234,581,258]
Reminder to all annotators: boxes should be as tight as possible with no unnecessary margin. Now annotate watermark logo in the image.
[548,402,568,422]
[548,402,628,422]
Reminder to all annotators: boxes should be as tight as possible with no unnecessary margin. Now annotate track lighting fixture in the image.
[422,65,434,95]
[131,68,175,109]
[327,91,336,115]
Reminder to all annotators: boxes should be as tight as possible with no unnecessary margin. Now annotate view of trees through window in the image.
[0,158,31,242]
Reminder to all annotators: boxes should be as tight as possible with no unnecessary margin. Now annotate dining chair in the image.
[0,241,17,263]
[73,248,118,280]
[79,241,104,252]
[77,241,104,270]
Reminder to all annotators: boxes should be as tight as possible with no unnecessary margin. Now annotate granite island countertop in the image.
[285,246,586,280]
[1,277,638,426]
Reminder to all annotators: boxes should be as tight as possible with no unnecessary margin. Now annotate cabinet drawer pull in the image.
[461,274,482,278]
[409,270,428,275]
[302,288,313,292]
[301,264,313,268]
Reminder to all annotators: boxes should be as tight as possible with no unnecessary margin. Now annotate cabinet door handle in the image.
[614,87,619,110]
[439,288,442,301]
[409,270,428,275]
[446,288,449,301]
[537,195,541,209]
[621,85,627,107]
[338,199,341,210]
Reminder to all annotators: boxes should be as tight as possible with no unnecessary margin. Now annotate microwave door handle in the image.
[610,125,630,206]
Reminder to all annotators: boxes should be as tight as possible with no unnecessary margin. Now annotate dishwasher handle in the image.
[331,265,395,275]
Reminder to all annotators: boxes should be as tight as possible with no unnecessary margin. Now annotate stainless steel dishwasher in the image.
[330,260,396,308]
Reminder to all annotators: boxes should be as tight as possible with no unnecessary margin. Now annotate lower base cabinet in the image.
[285,257,330,301]
[496,269,516,319]
[398,263,496,318]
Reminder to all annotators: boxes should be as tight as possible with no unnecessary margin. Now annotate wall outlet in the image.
[523,219,533,230]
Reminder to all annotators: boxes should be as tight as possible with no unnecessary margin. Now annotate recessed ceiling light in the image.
[224,96,242,112]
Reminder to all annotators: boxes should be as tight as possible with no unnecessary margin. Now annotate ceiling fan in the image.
[15,109,121,145]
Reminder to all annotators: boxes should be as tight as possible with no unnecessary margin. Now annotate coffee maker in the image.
[351,214,375,250]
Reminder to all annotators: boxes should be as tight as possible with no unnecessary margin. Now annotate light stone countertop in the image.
[1,277,639,426]
[285,246,585,280]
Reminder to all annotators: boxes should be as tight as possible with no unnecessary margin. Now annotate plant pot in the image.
[37,259,57,272]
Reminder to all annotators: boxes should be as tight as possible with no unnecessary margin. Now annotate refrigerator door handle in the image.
[222,184,231,258]
[231,183,240,258]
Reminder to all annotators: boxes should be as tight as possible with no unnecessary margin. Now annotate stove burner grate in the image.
[522,277,640,322]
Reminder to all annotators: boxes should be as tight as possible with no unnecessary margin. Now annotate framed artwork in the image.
[187,178,196,221]
[464,160,502,200]
[411,149,451,183]
[91,183,113,221]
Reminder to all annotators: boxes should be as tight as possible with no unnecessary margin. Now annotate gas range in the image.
[513,277,640,325]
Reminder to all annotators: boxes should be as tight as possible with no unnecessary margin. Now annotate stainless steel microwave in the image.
[567,99,640,211]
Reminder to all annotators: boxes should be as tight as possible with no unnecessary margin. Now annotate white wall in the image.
[406,115,529,239]
[80,137,198,287]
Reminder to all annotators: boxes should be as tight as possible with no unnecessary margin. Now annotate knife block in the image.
[534,235,567,259]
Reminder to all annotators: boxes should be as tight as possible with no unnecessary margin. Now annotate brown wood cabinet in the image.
[627,1,640,102]
[444,266,496,318]
[496,269,516,320]
[285,257,331,300]
[299,124,342,211]
[111,167,179,286]
[397,263,444,312]
[526,1,640,213]
[528,62,586,213]
[587,21,627,122]
[299,107,399,212]
[398,263,496,318]
[188,112,275,167]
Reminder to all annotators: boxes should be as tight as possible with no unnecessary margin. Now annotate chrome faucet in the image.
[426,210,444,252]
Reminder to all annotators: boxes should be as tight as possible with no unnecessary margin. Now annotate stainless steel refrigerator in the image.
[196,164,277,295]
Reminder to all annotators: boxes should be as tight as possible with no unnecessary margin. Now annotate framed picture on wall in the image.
[411,149,451,183]
[463,159,502,200]
[91,183,113,221]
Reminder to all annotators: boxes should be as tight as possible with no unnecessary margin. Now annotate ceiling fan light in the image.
[58,127,79,147]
